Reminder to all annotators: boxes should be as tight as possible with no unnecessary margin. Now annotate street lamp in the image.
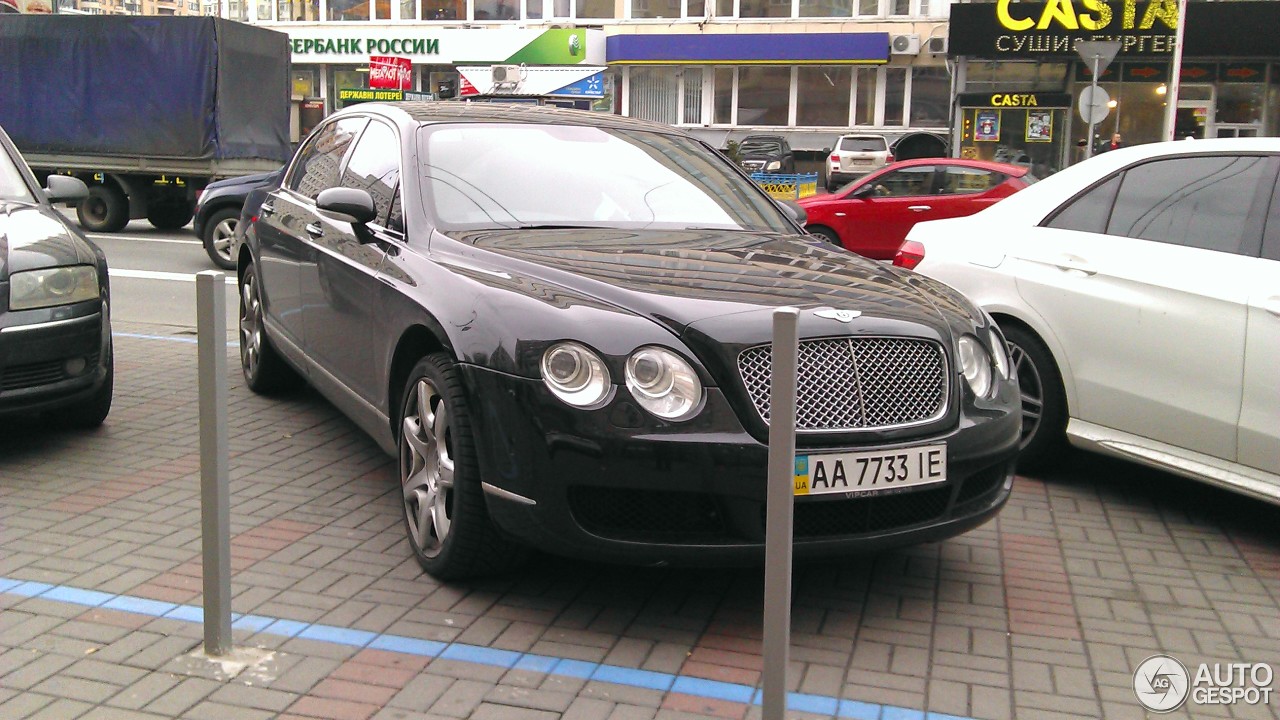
[1108,99,1120,134]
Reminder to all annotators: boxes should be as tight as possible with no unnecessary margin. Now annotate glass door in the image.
[1174,84,1214,140]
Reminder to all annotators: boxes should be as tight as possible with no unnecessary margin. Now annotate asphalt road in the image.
[71,214,240,331]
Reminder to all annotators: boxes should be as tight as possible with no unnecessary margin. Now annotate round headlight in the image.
[625,346,702,421]
[958,335,993,399]
[541,342,611,408]
[989,328,1011,380]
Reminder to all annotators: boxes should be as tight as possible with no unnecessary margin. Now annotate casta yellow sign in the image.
[990,94,1039,107]
[996,0,1178,32]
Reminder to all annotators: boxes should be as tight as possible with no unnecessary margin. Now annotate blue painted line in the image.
[113,332,199,344]
[0,576,980,720]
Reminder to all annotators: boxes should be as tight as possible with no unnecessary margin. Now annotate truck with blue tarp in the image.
[0,15,291,232]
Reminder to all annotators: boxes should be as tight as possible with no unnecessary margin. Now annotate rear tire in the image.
[76,184,129,233]
[202,207,239,270]
[399,353,526,580]
[1002,324,1068,470]
[147,201,194,230]
[238,261,302,394]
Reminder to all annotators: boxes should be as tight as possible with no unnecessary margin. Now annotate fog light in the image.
[64,357,88,376]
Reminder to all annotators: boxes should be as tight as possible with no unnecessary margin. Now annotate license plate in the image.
[794,445,946,497]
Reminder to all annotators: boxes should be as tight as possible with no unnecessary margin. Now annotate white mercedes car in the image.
[903,138,1280,505]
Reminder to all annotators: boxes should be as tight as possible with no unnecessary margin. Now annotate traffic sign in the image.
[1075,41,1121,77]
[1078,86,1111,125]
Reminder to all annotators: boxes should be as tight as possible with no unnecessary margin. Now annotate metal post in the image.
[1084,54,1100,160]
[197,271,232,657]
[763,307,799,720]
[1162,0,1191,140]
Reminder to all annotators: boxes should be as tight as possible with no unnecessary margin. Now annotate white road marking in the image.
[109,268,236,284]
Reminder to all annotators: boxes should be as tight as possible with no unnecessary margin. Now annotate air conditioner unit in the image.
[491,64,521,84]
[926,36,948,55]
[890,34,920,55]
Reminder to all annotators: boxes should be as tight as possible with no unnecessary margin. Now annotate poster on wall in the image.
[976,110,1000,142]
[1027,110,1053,142]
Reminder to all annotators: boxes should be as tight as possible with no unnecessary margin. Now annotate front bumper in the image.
[0,303,111,419]
[461,364,1020,566]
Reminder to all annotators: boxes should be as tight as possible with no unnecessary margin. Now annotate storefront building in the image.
[948,0,1280,176]
[215,0,958,155]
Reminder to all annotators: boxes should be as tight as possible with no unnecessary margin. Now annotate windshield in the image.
[739,140,783,155]
[419,123,793,234]
[0,145,35,203]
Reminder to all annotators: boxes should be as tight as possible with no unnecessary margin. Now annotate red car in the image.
[798,158,1035,260]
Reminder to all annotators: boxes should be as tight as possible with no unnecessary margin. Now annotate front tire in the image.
[77,184,129,233]
[202,207,239,270]
[399,353,524,580]
[1002,324,1068,470]
[808,226,842,248]
[238,262,302,394]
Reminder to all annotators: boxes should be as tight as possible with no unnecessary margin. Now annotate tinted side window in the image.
[1107,155,1272,254]
[1045,174,1121,234]
[941,166,1003,195]
[874,165,934,197]
[341,121,401,228]
[288,117,367,199]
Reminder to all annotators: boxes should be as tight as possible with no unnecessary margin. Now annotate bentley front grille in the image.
[737,337,947,431]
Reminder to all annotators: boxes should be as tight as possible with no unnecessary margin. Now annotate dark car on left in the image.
[735,134,796,174]
[0,124,113,428]
[192,168,283,270]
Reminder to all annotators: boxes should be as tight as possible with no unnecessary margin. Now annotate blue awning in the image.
[606,32,889,65]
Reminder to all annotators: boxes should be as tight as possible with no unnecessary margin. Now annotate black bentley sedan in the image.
[236,103,1021,579]
[0,124,113,428]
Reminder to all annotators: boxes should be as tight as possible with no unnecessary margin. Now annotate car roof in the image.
[331,101,691,137]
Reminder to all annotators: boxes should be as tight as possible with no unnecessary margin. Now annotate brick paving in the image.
[1,321,1278,720]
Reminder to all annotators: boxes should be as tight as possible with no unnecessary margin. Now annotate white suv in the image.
[826,134,892,191]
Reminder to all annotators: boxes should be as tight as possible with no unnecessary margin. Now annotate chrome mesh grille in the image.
[737,337,947,431]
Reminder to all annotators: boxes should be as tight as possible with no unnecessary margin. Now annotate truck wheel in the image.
[147,202,195,230]
[77,185,128,233]
[202,207,239,270]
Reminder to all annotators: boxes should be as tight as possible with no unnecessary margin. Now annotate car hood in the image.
[0,199,98,281]
[457,228,953,335]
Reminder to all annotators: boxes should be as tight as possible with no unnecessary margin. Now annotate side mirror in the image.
[849,183,877,199]
[778,200,807,226]
[45,175,89,203]
[316,187,377,225]
[822,147,831,154]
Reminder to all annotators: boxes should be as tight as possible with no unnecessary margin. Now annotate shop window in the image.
[328,0,370,19]
[884,68,906,126]
[714,67,734,125]
[525,0,541,17]
[400,0,414,17]
[683,69,704,124]
[420,0,462,18]
[577,0,615,18]
[799,0,851,18]
[856,0,878,15]
[854,68,877,126]
[633,0,680,17]
[255,0,271,20]
[475,0,518,18]
[715,0,730,15]
[277,0,317,17]
[909,67,949,128]
[889,0,908,15]
[736,67,790,126]
[1217,83,1264,125]
[740,0,790,18]
[797,66,852,127]
[629,66,680,124]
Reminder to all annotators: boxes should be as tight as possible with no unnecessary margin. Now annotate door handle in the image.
[305,222,323,238]
[1050,255,1097,276]
[907,205,932,212]
[258,203,275,216]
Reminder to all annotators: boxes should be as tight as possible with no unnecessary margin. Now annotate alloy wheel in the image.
[239,271,263,379]
[401,379,455,557]
[1009,341,1043,449]
[212,217,237,264]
